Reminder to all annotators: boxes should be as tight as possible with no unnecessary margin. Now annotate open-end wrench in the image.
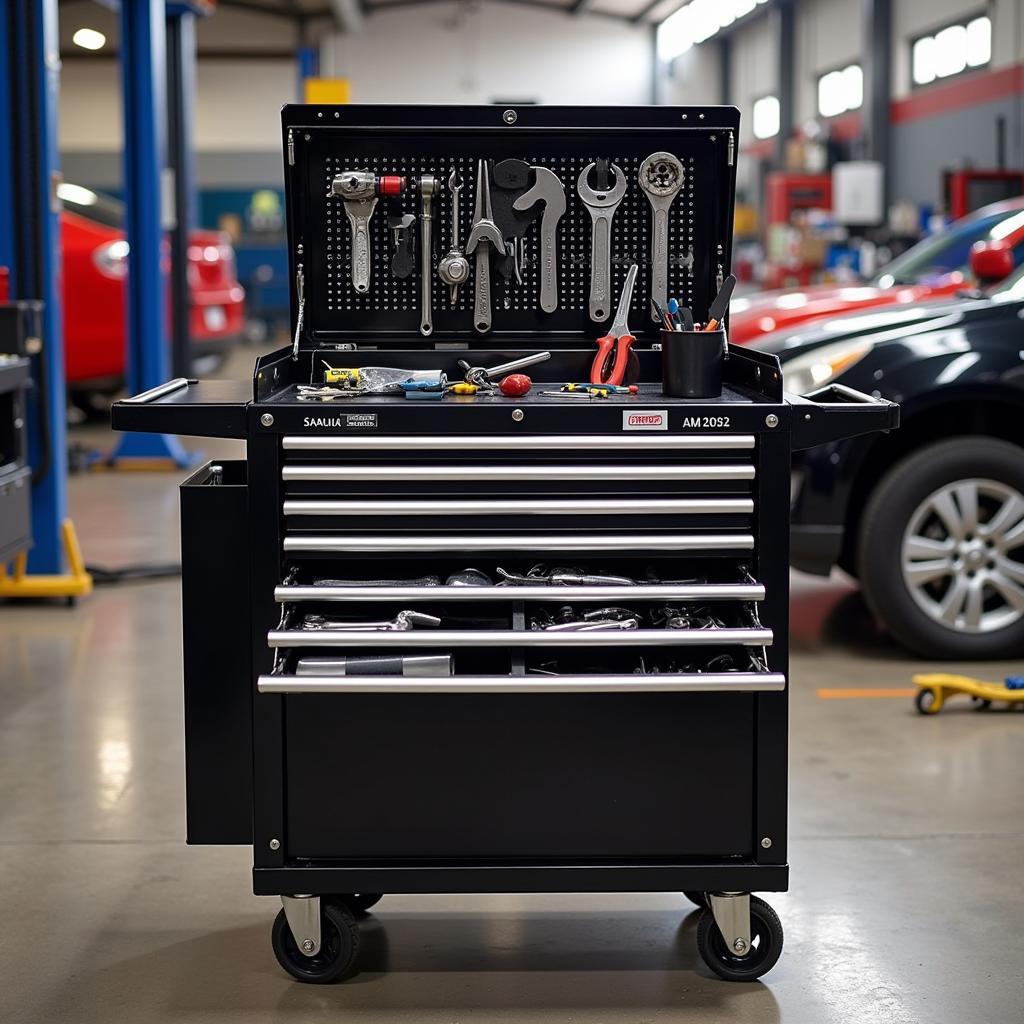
[330,171,407,294]
[418,174,438,336]
[638,152,684,321]
[513,166,566,313]
[576,161,627,322]
[465,160,506,333]
[437,168,470,305]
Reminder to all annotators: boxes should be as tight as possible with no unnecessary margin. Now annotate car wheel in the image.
[858,437,1024,659]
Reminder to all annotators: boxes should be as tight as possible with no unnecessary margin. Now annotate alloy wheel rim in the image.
[901,478,1024,634]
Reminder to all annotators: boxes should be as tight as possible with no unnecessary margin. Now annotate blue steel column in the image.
[296,45,319,100]
[110,0,191,465]
[3,0,69,573]
[166,6,198,381]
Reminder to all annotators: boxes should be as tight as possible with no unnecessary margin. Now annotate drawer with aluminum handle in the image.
[282,533,755,554]
[282,434,756,452]
[258,672,786,694]
[267,627,774,648]
[281,463,756,483]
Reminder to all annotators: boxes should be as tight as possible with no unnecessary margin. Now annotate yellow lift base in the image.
[913,673,1024,715]
[0,519,93,602]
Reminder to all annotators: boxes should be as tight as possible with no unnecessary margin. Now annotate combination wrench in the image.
[576,161,627,322]
[466,160,505,333]
[638,152,684,322]
[437,168,470,305]
[329,170,407,294]
[417,174,438,336]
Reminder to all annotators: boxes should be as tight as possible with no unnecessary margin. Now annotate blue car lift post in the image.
[107,0,199,468]
[0,0,91,599]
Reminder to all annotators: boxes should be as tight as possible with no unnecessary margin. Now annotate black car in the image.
[757,267,1024,659]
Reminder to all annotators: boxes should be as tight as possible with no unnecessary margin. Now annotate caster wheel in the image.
[271,902,360,984]
[696,896,783,982]
[915,688,939,715]
[336,893,383,914]
[971,697,992,711]
[683,891,708,908]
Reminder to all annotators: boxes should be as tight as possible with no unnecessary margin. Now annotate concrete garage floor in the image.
[3,360,1024,1023]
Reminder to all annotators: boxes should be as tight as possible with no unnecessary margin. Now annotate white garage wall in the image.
[729,16,777,146]
[320,3,653,106]
[794,0,863,124]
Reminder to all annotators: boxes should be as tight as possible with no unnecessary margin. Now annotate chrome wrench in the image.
[465,160,506,333]
[638,152,684,322]
[418,174,438,336]
[576,162,627,322]
[437,168,470,305]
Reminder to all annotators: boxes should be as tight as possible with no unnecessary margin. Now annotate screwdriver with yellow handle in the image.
[562,382,639,394]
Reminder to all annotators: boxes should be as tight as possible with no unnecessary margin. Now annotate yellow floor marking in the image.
[817,688,917,699]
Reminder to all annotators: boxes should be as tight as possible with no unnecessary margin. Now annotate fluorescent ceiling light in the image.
[72,27,106,51]
[657,0,766,63]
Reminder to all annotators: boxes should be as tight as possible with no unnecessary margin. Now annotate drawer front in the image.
[284,692,756,859]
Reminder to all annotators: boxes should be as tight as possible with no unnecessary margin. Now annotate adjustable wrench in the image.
[576,161,627,322]
[465,160,506,333]
[417,174,438,336]
[513,166,566,313]
[437,168,470,305]
[638,152,684,321]
[330,171,407,294]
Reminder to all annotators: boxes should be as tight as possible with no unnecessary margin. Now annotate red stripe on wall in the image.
[891,63,1024,124]
[827,112,862,141]
[742,139,775,159]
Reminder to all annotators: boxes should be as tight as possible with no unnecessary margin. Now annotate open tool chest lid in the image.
[280,103,741,350]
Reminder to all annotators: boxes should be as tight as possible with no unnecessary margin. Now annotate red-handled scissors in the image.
[590,263,638,386]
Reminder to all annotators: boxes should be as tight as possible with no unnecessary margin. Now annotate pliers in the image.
[590,263,638,386]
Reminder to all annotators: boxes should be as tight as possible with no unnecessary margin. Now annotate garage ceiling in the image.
[219,0,681,26]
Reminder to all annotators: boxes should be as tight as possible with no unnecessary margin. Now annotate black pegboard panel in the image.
[284,110,737,347]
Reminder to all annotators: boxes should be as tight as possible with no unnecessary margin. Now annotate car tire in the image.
[858,437,1024,660]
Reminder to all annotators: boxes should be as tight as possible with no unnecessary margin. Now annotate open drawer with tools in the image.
[112,104,899,987]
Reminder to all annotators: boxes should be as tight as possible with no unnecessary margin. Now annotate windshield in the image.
[872,205,1024,287]
[57,183,124,229]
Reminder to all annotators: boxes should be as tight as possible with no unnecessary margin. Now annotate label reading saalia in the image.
[622,410,668,431]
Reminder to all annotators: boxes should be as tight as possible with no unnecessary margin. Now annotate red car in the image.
[730,197,1024,344]
[58,183,244,400]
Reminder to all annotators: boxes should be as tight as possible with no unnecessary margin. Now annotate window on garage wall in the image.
[752,95,780,139]
[912,14,991,87]
[817,64,863,119]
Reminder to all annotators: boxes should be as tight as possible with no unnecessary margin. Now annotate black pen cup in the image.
[661,328,725,398]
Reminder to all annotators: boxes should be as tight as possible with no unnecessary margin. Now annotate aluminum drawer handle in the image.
[282,434,756,451]
[267,627,773,648]
[274,583,767,603]
[282,464,755,482]
[282,533,755,553]
[258,672,787,694]
[283,498,754,517]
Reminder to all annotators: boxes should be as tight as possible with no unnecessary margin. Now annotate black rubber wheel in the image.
[974,698,993,710]
[683,891,709,908]
[915,688,939,715]
[696,896,783,982]
[336,893,383,914]
[858,438,1024,659]
[271,902,360,984]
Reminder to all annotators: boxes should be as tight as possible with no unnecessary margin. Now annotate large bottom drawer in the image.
[284,692,755,860]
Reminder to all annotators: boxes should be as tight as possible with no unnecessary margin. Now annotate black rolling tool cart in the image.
[113,104,897,985]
